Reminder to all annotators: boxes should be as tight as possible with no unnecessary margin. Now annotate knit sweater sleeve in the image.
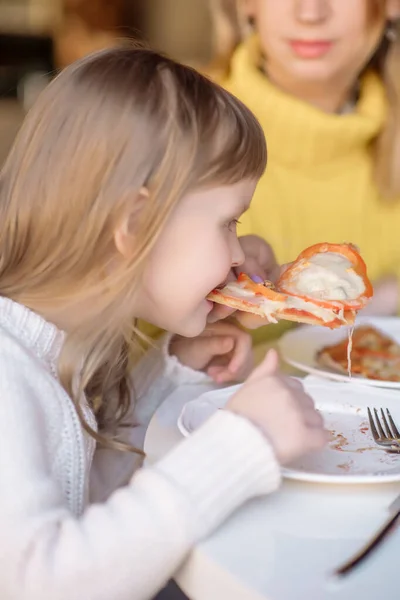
[90,333,216,502]
[0,342,281,600]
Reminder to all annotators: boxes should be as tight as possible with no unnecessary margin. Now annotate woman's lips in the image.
[289,40,333,59]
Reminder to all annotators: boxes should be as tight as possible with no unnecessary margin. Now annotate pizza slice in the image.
[207,243,373,329]
[317,326,400,381]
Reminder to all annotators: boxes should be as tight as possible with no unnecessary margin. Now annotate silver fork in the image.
[367,407,400,452]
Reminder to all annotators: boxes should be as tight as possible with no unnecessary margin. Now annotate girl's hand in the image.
[208,235,286,329]
[169,321,254,383]
[226,349,328,465]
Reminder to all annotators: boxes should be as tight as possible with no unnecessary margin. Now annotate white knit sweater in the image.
[0,297,281,600]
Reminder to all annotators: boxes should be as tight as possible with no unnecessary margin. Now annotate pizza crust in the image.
[209,291,359,330]
[208,290,267,317]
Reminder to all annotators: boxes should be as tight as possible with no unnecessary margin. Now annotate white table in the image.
[144,345,400,599]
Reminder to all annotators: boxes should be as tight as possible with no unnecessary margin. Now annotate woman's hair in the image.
[0,45,266,453]
[209,0,400,199]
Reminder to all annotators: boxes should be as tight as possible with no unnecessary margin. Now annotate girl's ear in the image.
[387,0,400,20]
[241,0,257,20]
[113,187,149,259]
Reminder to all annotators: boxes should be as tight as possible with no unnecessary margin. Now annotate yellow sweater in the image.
[223,40,400,342]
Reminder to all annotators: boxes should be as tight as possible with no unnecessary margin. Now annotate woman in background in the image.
[209,0,400,340]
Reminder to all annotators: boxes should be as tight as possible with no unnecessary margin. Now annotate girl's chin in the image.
[172,308,210,338]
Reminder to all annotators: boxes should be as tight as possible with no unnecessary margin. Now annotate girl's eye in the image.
[227,219,241,231]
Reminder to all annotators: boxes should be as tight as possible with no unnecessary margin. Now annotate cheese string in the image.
[347,325,355,378]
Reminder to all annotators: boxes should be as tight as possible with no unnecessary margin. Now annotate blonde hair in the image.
[0,45,267,453]
[209,0,400,199]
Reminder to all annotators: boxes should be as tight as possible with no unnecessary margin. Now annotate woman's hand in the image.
[235,234,281,282]
[169,321,254,383]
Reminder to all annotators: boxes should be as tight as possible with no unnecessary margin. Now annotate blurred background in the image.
[0,0,213,164]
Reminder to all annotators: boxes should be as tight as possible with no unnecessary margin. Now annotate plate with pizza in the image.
[278,317,400,388]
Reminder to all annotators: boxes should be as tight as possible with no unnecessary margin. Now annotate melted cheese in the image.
[347,325,355,378]
[224,283,257,298]
[223,282,346,324]
[223,282,282,322]
[284,295,345,323]
[284,253,365,302]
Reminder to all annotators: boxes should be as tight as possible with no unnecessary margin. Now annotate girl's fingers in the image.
[303,407,325,429]
[227,329,253,374]
[234,312,272,330]
[283,376,304,390]
[246,348,280,381]
[207,365,236,383]
[207,303,236,323]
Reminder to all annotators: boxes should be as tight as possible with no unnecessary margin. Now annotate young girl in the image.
[209,0,400,339]
[0,47,326,599]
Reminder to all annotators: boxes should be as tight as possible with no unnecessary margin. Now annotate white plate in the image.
[278,316,400,388]
[177,377,400,484]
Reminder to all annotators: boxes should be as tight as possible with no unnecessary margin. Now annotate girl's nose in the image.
[232,241,245,268]
[294,0,331,24]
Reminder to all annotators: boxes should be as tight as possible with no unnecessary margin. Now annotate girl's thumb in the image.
[247,348,279,381]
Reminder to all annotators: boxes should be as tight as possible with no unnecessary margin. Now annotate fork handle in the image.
[333,509,400,577]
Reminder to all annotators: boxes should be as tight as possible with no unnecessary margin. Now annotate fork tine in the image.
[380,409,393,438]
[386,409,400,439]
[368,408,379,441]
[373,408,386,439]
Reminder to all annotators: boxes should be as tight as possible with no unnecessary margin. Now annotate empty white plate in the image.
[177,377,400,484]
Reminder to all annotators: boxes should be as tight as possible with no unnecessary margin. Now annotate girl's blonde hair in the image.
[0,45,267,453]
[209,0,400,199]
